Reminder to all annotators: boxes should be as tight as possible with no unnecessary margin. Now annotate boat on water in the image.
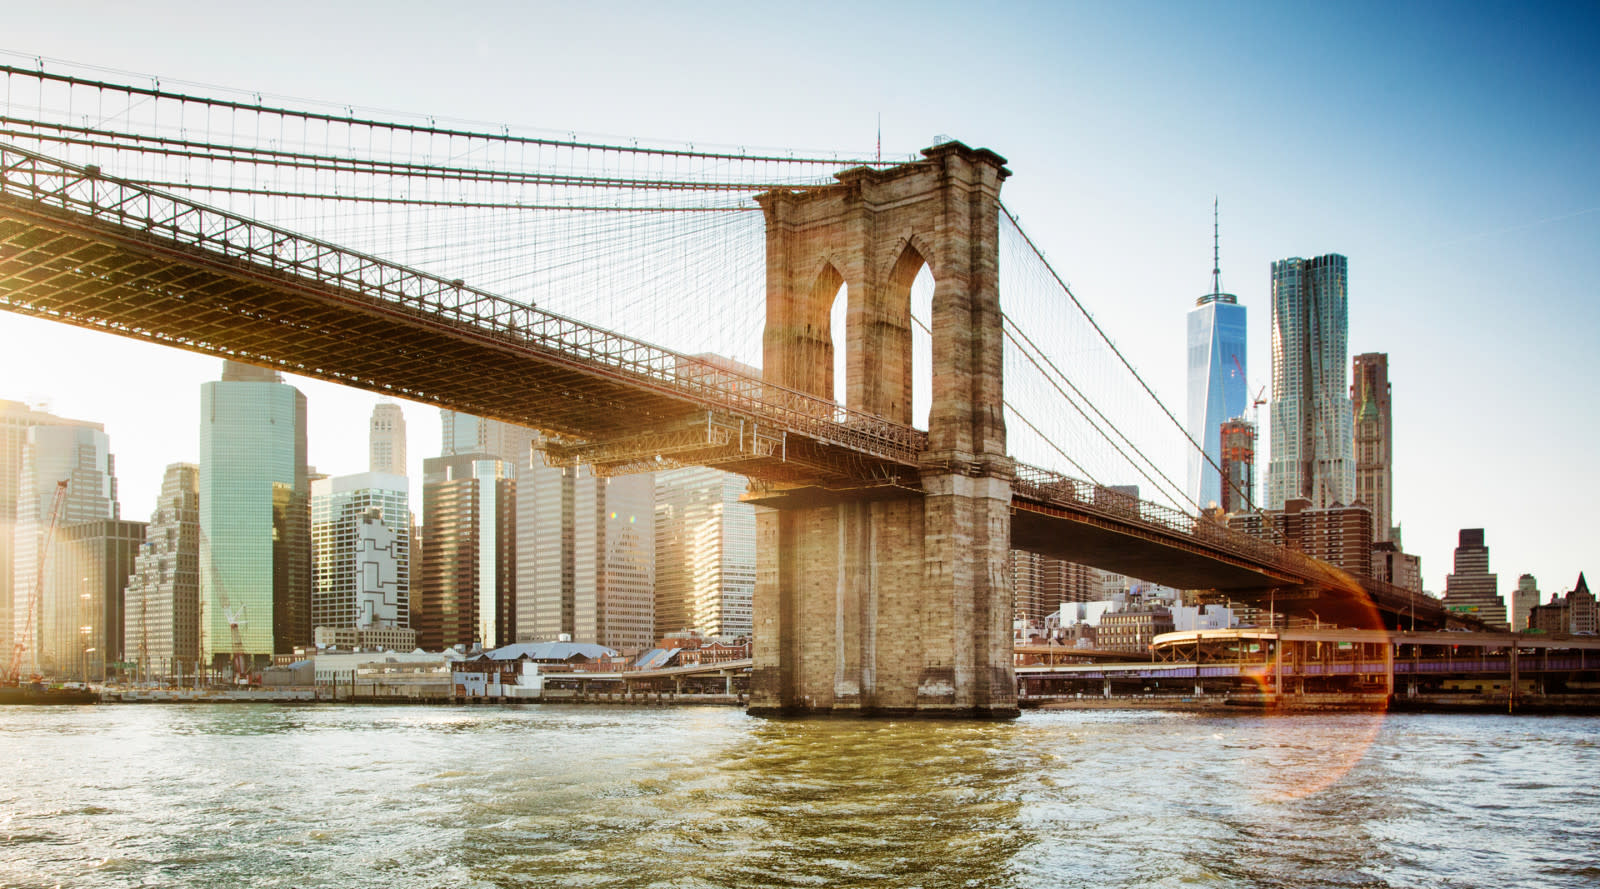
[0,680,100,705]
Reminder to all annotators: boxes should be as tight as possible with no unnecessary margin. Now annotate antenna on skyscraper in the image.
[1212,197,1222,296]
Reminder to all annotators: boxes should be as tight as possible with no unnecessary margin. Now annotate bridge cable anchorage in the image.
[999,201,1253,517]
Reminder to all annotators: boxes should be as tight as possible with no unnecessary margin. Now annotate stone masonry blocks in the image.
[749,142,1016,718]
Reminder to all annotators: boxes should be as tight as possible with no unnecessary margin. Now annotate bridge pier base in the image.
[748,476,1016,719]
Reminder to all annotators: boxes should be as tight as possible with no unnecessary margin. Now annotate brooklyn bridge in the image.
[0,64,1452,717]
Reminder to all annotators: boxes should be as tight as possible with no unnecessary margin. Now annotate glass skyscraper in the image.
[11,418,120,678]
[199,360,310,668]
[1267,254,1354,510]
[1185,207,1248,510]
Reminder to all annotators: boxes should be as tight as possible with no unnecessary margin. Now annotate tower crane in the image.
[6,480,69,683]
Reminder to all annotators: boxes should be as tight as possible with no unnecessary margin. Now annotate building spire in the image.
[1196,198,1236,307]
[1211,197,1222,297]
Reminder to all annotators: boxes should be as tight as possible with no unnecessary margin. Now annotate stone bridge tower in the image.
[749,142,1016,717]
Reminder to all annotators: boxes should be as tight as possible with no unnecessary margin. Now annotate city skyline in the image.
[0,2,1595,597]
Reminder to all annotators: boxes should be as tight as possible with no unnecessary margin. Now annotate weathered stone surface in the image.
[748,143,1017,718]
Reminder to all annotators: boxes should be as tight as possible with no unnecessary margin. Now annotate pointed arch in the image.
[808,262,846,405]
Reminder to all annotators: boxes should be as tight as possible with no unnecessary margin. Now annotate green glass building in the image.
[199,361,310,669]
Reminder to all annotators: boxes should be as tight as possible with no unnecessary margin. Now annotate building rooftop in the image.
[476,641,618,662]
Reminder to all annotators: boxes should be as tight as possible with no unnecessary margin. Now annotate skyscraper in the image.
[654,466,755,640]
[1267,254,1354,509]
[1510,573,1540,632]
[1186,203,1248,510]
[311,472,410,632]
[368,402,407,476]
[1442,528,1504,628]
[417,453,515,650]
[1351,353,1393,543]
[2,400,77,663]
[49,518,145,680]
[521,450,576,643]
[10,416,120,678]
[574,471,654,651]
[123,463,201,678]
[199,360,311,668]
[440,409,534,467]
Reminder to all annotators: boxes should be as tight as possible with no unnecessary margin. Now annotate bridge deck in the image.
[0,143,1452,630]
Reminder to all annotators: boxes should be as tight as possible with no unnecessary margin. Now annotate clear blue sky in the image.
[3,1,1596,597]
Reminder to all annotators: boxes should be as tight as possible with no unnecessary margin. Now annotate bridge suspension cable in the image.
[0,61,893,167]
[998,202,1254,516]
[2,53,1249,520]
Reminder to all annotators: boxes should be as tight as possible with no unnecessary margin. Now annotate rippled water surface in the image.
[2,705,1597,888]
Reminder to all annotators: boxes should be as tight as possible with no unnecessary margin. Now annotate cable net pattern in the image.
[3,57,1208,514]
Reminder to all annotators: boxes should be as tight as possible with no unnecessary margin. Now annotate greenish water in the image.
[2,705,1597,888]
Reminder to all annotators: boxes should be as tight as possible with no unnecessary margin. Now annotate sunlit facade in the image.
[574,472,654,652]
[1351,353,1393,543]
[418,453,515,650]
[654,467,754,640]
[48,519,145,681]
[10,417,119,678]
[123,463,201,677]
[368,402,407,476]
[1186,295,1248,510]
[1267,254,1354,509]
[199,361,311,668]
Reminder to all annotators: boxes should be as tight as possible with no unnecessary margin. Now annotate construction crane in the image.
[223,601,248,682]
[6,479,69,683]
[199,529,250,683]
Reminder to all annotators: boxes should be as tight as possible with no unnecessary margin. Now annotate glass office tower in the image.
[1185,206,1248,511]
[199,360,310,669]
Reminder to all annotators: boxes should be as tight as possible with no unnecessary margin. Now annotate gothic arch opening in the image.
[806,262,844,405]
[882,243,934,427]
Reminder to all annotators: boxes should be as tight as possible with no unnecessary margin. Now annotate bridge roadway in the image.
[0,144,1446,628]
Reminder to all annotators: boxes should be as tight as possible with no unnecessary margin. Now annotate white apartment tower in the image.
[311,472,410,631]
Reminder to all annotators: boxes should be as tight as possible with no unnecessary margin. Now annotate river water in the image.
[2,704,1597,888]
